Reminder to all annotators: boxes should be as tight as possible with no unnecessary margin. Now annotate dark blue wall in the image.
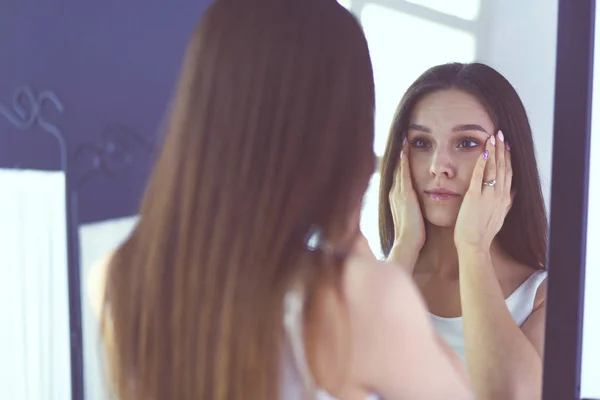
[0,1,212,223]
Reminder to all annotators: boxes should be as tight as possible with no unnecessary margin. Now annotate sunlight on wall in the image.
[405,0,481,20]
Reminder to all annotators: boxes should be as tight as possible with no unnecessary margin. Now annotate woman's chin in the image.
[424,210,458,228]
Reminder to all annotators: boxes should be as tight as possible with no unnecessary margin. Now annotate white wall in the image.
[581,4,600,396]
[479,0,558,212]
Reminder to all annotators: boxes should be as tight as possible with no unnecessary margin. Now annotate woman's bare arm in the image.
[354,262,472,400]
[458,250,544,400]
[386,242,420,273]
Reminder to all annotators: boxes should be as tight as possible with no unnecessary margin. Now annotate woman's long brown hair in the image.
[101,0,375,399]
[379,62,547,270]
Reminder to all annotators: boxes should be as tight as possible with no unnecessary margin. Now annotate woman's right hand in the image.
[387,138,426,271]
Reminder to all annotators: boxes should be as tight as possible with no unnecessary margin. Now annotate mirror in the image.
[75,0,562,398]
[540,1,595,399]
[1,0,576,399]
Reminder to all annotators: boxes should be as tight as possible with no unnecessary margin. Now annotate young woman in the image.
[379,62,548,400]
[88,1,471,399]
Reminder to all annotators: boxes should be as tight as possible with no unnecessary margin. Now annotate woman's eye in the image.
[410,138,430,148]
[457,138,479,149]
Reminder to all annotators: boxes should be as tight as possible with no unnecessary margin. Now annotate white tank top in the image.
[280,286,380,400]
[430,269,548,364]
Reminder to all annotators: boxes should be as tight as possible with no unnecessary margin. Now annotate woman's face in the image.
[407,89,495,227]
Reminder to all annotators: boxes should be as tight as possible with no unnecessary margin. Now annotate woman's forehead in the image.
[409,90,494,132]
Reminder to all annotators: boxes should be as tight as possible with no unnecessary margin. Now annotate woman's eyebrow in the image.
[408,123,489,134]
[407,123,430,133]
[451,124,488,134]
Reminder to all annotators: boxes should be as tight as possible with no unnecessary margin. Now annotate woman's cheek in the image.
[458,151,481,177]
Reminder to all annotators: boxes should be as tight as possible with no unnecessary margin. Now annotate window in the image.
[337,0,352,10]
[362,4,477,157]
[349,1,480,256]
[404,0,481,21]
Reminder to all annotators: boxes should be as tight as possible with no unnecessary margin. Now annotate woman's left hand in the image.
[454,130,513,252]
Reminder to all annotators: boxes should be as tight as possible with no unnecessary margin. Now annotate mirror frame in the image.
[543,1,595,399]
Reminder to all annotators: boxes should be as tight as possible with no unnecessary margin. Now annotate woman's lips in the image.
[424,189,461,201]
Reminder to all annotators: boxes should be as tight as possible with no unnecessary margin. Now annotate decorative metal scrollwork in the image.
[0,85,67,170]
[71,123,155,188]
[0,84,84,400]
[1,85,157,188]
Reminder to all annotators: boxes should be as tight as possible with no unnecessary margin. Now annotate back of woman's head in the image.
[379,62,547,269]
[103,0,375,399]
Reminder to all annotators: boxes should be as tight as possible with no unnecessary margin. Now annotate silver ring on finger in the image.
[483,179,497,187]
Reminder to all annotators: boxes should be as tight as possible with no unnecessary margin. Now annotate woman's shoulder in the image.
[343,255,426,326]
[339,256,473,399]
[341,234,417,305]
[88,251,114,320]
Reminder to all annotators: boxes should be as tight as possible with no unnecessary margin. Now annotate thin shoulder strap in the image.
[506,269,548,326]
[521,269,548,298]
[283,286,317,394]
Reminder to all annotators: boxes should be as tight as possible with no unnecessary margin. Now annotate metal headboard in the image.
[0,85,84,400]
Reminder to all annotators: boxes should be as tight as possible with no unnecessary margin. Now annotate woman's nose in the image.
[429,149,456,178]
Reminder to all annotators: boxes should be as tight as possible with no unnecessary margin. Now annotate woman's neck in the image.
[416,225,460,279]
[415,224,508,280]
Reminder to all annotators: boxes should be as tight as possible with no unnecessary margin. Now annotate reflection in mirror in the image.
[341,0,558,399]
[348,0,558,254]
[73,0,560,398]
